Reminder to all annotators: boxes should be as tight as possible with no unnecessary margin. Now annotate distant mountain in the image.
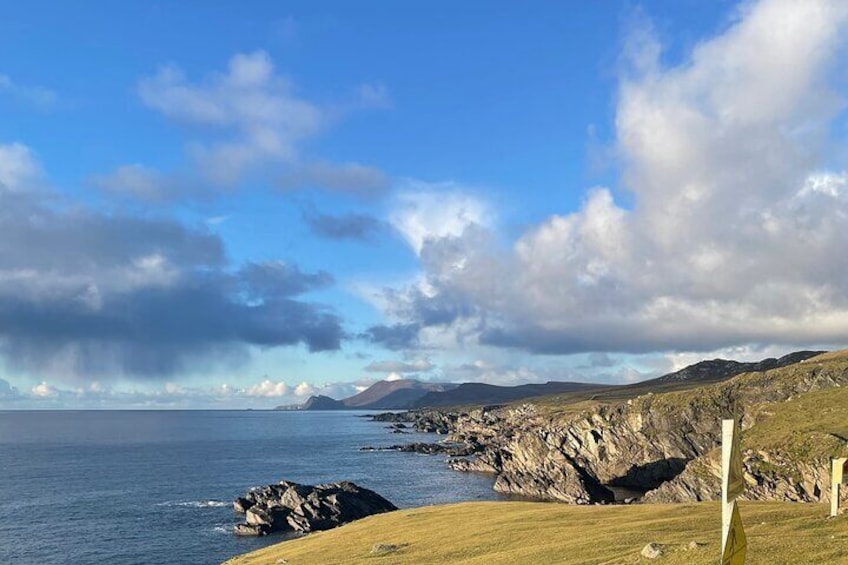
[276,379,456,411]
[341,379,456,410]
[651,350,825,384]
[276,351,827,412]
[301,395,345,410]
[412,381,608,408]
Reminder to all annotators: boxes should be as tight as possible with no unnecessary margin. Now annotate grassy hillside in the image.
[224,501,846,565]
[745,383,848,460]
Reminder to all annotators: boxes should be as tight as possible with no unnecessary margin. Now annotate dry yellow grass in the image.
[224,501,848,564]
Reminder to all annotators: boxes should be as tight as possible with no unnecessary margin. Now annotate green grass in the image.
[224,501,847,565]
[744,384,848,460]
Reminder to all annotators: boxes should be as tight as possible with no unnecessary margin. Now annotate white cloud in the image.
[390,181,492,255]
[364,358,434,373]
[245,378,289,397]
[31,381,58,398]
[293,381,317,397]
[374,0,848,356]
[0,73,57,108]
[799,171,848,200]
[138,50,324,185]
[103,51,389,198]
[0,376,376,409]
[0,143,42,191]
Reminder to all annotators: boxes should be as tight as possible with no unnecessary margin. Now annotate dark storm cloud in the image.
[0,187,343,378]
[240,261,333,298]
[0,188,224,271]
[362,323,421,351]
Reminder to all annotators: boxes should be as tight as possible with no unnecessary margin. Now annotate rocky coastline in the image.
[364,354,848,506]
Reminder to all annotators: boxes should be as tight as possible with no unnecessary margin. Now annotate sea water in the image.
[0,410,499,564]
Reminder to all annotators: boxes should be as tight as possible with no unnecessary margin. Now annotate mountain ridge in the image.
[277,350,824,411]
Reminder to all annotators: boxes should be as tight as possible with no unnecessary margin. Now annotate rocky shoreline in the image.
[233,480,397,536]
[363,355,848,506]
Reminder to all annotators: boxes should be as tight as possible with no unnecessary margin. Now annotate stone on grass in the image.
[641,542,663,559]
[370,543,402,555]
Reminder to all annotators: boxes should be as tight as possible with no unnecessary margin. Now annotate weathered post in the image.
[721,418,746,565]
[831,457,847,518]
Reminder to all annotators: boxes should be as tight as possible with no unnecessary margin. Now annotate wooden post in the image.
[832,457,847,518]
[721,418,746,564]
[721,419,733,549]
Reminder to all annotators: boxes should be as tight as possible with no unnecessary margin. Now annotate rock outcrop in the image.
[368,410,458,434]
[438,354,848,504]
[233,480,397,536]
[644,432,848,504]
[359,442,480,456]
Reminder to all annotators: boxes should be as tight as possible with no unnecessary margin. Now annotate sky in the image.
[2,0,848,409]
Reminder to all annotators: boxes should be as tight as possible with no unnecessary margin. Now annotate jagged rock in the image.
[641,543,663,558]
[368,410,457,434]
[233,480,396,536]
[367,412,415,423]
[449,456,499,474]
[643,444,844,504]
[359,442,480,456]
[233,497,253,513]
[233,523,267,536]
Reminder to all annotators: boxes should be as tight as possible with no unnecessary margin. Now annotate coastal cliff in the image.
[422,352,848,505]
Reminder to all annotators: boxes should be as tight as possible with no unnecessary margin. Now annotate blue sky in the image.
[2,0,847,408]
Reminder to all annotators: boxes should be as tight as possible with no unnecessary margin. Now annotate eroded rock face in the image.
[442,359,848,504]
[644,445,848,504]
[233,480,397,536]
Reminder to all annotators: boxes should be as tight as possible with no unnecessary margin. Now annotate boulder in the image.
[641,543,663,559]
[233,480,397,536]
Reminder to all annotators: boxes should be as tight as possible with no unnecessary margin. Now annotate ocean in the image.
[0,410,500,564]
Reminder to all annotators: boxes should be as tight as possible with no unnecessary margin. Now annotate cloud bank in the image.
[0,144,342,379]
[375,0,848,355]
[0,376,373,409]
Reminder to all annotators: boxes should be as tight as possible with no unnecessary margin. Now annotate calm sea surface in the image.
[0,410,500,564]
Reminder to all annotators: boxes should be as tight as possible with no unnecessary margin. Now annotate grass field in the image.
[744,383,848,459]
[224,501,848,564]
